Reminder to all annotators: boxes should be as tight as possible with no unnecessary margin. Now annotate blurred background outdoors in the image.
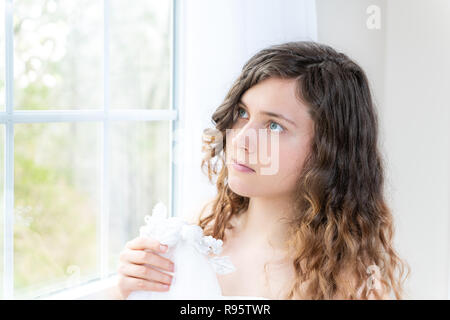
[0,0,172,298]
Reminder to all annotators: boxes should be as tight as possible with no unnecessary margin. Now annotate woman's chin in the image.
[228,175,258,197]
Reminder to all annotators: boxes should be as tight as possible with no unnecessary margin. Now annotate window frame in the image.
[2,0,180,299]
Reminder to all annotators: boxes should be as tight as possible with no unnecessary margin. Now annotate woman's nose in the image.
[231,122,259,154]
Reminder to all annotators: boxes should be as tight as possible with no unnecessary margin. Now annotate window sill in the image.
[37,274,120,300]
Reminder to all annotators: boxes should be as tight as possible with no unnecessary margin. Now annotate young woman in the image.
[116,41,410,300]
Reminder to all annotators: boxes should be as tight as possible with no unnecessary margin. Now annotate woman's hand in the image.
[117,236,175,299]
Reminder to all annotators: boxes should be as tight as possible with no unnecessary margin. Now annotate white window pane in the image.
[13,0,103,110]
[110,0,172,109]
[108,121,170,272]
[0,126,4,298]
[0,0,5,110]
[14,122,101,298]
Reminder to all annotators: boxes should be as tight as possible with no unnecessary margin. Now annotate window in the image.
[1,0,176,299]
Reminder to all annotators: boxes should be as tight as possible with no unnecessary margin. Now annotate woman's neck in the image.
[237,195,296,250]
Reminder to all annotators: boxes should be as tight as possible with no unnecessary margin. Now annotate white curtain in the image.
[173,0,317,219]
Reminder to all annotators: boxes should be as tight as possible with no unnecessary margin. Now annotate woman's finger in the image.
[118,276,170,299]
[126,236,168,253]
[119,249,174,273]
[118,263,173,285]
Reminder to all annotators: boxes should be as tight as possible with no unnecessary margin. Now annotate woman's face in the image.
[225,77,314,199]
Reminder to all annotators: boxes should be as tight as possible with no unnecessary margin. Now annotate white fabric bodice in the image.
[127,202,269,300]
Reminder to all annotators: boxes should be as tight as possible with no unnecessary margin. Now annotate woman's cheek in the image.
[277,143,305,178]
[257,142,285,177]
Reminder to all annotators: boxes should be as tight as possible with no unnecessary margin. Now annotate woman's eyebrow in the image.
[238,100,297,128]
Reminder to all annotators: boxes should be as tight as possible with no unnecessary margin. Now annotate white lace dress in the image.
[127,202,269,300]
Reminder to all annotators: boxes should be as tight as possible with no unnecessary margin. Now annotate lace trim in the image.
[140,201,236,275]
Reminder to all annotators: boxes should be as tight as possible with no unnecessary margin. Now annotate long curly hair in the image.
[197,41,410,299]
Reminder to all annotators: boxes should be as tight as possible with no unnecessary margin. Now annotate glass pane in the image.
[13,0,103,110]
[0,0,5,110]
[14,122,101,298]
[110,0,172,109]
[108,121,170,273]
[0,126,4,298]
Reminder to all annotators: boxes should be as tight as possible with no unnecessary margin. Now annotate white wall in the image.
[316,0,450,299]
[382,0,450,299]
[175,0,318,221]
[315,0,387,117]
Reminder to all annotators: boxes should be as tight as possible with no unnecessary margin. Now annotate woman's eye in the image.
[269,121,284,132]
[237,107,248,119]
[236,107,284,133]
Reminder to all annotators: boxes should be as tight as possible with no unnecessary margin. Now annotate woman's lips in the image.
[231,159,255,173]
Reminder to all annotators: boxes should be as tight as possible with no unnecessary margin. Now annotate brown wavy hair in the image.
[198,41,410,299]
